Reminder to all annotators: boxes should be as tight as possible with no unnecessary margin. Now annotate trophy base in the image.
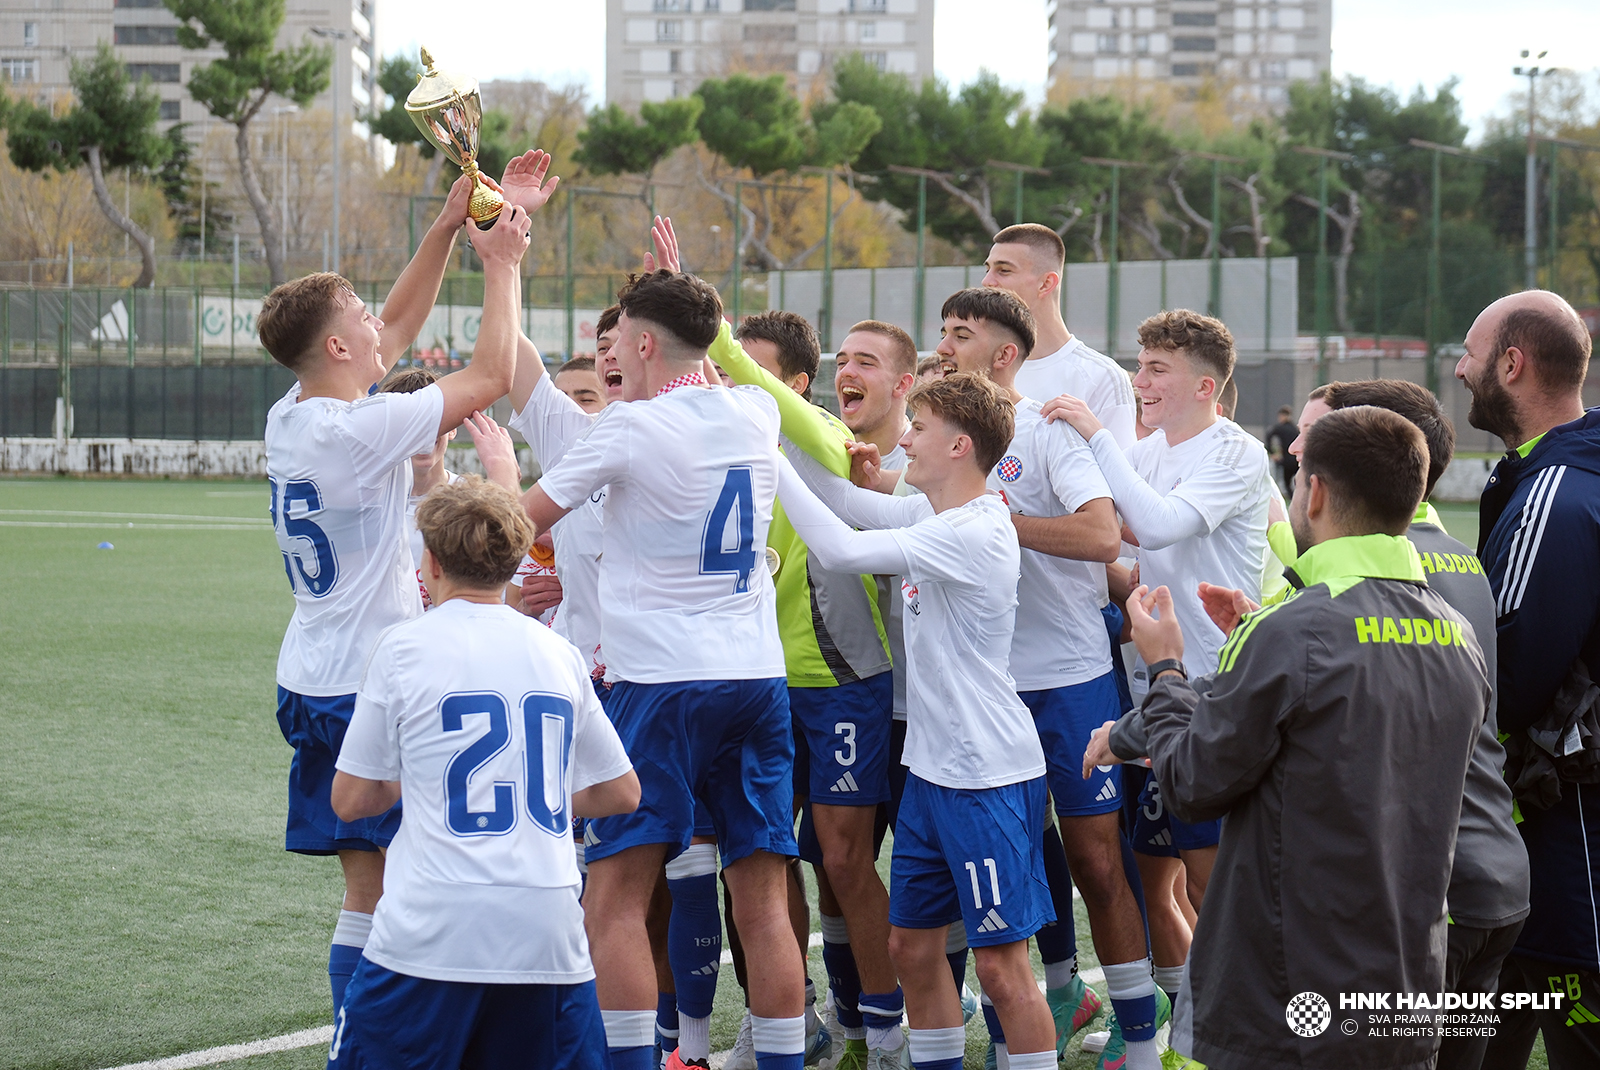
[469,180,505,231]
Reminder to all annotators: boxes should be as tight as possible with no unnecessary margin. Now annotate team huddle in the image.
[258,151,1598,1070]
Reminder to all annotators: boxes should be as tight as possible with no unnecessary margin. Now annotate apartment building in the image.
[1048,0,1331,114]
[606,0,935,109]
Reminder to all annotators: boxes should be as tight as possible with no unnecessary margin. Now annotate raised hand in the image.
[463,411,522,494]
[642,215,682,274]
[468,204,531,267]
[437,173,476,232]
[846,440,883,490]
[1197,582,1259,637]
[499,150,561,216]
[1126,584,1185,666]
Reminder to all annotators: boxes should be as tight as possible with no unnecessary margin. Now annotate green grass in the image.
[0,478,1542,1070]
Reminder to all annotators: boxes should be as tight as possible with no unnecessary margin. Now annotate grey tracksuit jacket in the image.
[1115,533,1489,1070]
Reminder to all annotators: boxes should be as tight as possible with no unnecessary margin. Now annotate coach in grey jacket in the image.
[1099,406,1489,1070]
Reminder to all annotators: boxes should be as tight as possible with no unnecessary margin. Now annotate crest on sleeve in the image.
[997,455,1024,482]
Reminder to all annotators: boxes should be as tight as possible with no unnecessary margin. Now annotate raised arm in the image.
[786,445,933,532]
[1086,430,1210,550]
[432,206,530,434]
[777,457,913,576]
[377,176,473,368]
[710,322,852,478]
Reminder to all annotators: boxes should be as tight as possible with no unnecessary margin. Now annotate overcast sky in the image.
[379,0,1600,141]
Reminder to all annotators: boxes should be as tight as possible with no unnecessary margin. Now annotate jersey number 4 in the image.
[701,466,758,594]
[441,691,574,838]
[268,477,338,597]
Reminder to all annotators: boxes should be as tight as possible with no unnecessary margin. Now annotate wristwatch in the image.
[1147,658,1187,682]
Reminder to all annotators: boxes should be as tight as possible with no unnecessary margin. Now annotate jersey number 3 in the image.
[268,477,338,597]
[702,466,757,594]
[442,692,574,838]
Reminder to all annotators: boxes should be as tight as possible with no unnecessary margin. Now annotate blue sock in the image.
[1035,824,1076,967]
[665,844,722,1020]
[605,1009,657,1070]
[1119,831,1150,942]
[1102,960,1159,1043]
[656,991,680,1053]
[820,913,864,1033]
[752,1013,806,1070]
[945,921,969,991]
[980,996,1006,1046]
[328,909,371,1016]
[858,987,905,1049]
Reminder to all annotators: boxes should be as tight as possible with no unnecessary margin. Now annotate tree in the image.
[165,0,331,287]
[3,44,172,286]
[575,97,703,191]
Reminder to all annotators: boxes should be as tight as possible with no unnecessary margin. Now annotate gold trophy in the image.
[405,47,505,229]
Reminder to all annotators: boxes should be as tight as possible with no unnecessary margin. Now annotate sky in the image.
[378,0,1600,142]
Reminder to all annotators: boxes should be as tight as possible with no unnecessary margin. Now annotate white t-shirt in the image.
[1116,419,1273,696]
[338,599,632,984]
[407,470,460,610]
[537,384,786,685]
[880,440,911,720]
[989,400,1115,691]
[1014,337,1138,452]
[509,375,608,677]
[265,382,445,696]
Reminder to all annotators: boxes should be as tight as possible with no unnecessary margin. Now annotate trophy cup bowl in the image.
[405,48,505,230]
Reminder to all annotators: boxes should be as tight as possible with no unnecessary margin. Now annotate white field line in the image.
[98,1026,333,1070]
[0,509,268,523]
[0,521,270,531]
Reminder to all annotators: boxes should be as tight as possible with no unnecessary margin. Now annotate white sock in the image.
[866,1023,904,1052]
[602,1009,656,1049]
[1007,1051,1055,1070]
[1044,955,1077,991]
[1154,964,1185,998]
[751,1014,807,1056]
[331,909,372,949]
[908,1026,967,1065]
[679,1014,711,1062]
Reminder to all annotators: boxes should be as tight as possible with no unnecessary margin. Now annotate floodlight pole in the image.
[1083,157,1146,358]
[1293,146,1355,385]
[1189,151,1247,318]
[801,166,851,348]
[1409,138,1493,393]
[986,160,1050,227]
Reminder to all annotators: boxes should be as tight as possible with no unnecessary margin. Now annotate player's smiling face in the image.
[935,317,1001,379]
[613,312,650,401]
[555,368,608,414]
[1132,345,1209,431]
[834,331,908,433]
[595,328,623,399]
[900,406,965,490]
[329,290,385,387]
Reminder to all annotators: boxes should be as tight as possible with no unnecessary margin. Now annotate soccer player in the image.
[520,269,805,1070]
[1099,406,1487,1070]
[774,372,1059,1070]
[258,173,537,1019]
[554,355,608,413]
[983,224,1136,450]
[931,288,1164,1070]
[327,477,640,1068]
[1046,309,1274,1020]
[713,310,903,1070]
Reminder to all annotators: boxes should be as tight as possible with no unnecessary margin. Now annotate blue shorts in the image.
[1020,673,1125,818]
[585,678,797,869]
[329,958,606,1070]
[276,688,400,855]
[888,773,1054,946]
[593,681,713,840]
[791,673,894,806]
[1102,602,1135,718]
[1130,775,1221,857]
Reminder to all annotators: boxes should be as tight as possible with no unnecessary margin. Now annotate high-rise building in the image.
[1048,0,1331,114]
[0,0,376,137]
[606,0,935,110]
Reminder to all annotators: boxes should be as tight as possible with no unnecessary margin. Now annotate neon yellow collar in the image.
[1292,533,1426,590]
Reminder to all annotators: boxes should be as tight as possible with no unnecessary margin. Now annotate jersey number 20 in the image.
[702,466,757,594]
[268,477,338,597]
[441,691,574,838]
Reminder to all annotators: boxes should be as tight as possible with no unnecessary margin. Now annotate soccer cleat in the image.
[1047,978,1105,1056]
[830,1037,869,1070]
[960,982,980,1025]
[983,1041,997,1070]
[805,1022,834,1066]
[865,1042,906,1070]
[1095,988,1172,1070]
[665,1050,709,1070]
[726,1012,757,1070]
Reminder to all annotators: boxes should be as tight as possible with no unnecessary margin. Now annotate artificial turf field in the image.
[0,479,1541,1070]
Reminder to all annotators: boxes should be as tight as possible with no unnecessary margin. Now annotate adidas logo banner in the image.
[830,771,861,793]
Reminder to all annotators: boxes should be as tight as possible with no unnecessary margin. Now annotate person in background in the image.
[1264,406,1298,499]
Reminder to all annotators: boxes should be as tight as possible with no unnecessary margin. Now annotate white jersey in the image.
[537,384,786,685]
[407,470,460,610]
[879,440,911,720]
[1122,419,1273,696]
[1015,337,1138,451]
[989,400,1115,691]
[509,375,607,677]
[265,382,444,696]
[338,599,631,984]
